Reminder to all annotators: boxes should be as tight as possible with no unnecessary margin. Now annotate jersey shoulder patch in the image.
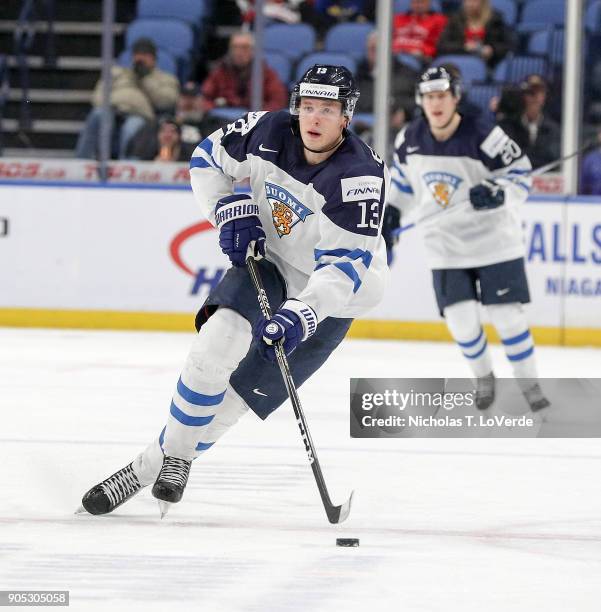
[340,175,383,202]
[480,125,511,158]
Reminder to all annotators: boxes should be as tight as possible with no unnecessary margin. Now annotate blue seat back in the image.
[527,28,564,66]
[493,54,548,83]
[126,18,194,60]
[265,52,292,86]
[491,0,517,25]
[324,23,374,59]
[433,55,487,86]
[263,24,316,61]
[518,0,565,33]
[137,0,209,24]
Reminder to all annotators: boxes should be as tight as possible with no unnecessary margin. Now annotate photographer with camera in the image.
[75,38,179,160]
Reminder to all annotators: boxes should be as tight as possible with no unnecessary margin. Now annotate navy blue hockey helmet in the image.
[290,64,360,120]
[415,66,462,106]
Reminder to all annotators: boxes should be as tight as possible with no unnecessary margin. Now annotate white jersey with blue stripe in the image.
[189,110,390,321]
[389,115,532,269]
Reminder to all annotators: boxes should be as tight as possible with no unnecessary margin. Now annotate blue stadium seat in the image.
[352,112,374,127]
[395,53,423,72]
[517,0,565,33]
[394,0,441,12]
[294,53,357,81]
[491,0,517,25]
[125,18,194,61]
[265,52,292,86]
[466,83,501,116]
[527,28,564,67]
[117,48,178,76]
[433,55,487,86]
[136,0,209,25]
[324,23,374,60]
[493,54,548,83]
[263,24,316,61]
[586,0,601,31]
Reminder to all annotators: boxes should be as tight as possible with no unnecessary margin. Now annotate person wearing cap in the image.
[79,64,391,517]
[75,37,179,159]
[498,74,561,169]
[388,66,550,412]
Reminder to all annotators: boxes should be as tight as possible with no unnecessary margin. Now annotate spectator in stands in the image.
[200,32,287,113]
[127,83,222,160]
[75,38,179,160]
[354,31,418,137]
[497,74,561,169]
[391,0,448,63]
[437,0,512,68]
[235,0,319,25]
[128,117,195,162]
[580,129,601,195]
[311,0,375,37]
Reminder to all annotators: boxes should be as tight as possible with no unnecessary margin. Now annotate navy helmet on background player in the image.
[415,66,462,107]
[290,64,361,123]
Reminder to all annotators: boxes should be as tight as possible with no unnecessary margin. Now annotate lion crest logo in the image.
[265,182,313,237]
[423,172,463,208]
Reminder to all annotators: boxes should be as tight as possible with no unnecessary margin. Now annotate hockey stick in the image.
[392,141,597,237]
[246,256,354,524]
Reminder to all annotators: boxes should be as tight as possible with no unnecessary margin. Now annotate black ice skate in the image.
[522,382,551,412]
[475,372,495,410]
[78,462,144,515]
[151,456,192,518]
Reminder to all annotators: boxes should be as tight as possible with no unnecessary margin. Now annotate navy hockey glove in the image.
[215,194,266,267]
[254,299,318,363]
[381,205,401,265]
[469,179,505,210]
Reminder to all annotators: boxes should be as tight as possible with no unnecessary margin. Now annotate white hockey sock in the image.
[487,303,538,381]
[444,300,493,378]
[162,308,252,460]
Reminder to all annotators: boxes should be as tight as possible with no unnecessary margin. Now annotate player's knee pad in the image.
[486,302,528,337]
[184,307,252,384]
[444,300,482,342]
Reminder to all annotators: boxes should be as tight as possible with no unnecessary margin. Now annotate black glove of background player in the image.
[381,205,401,265]
[469,179,505,210]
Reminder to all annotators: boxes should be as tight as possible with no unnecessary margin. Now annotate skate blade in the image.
[74,505,88,515]
[157,500,171,519]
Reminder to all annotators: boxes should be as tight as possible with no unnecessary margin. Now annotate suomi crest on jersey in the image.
[265,181,314,237]
[423,171,463,208]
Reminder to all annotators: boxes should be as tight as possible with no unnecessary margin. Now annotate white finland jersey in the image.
[389,114,533,269]
[189,110,390,321]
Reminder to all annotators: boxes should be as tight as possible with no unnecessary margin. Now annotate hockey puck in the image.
[336,538,360,547]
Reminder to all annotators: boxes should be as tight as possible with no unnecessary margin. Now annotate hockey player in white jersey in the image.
[80,65,390,516]
[388,66,549,411]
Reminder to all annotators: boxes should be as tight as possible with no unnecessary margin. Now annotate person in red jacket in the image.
[200,32,288,112]
[392,0,448,62]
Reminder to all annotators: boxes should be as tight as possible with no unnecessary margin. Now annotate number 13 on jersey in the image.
[357,201,379,229]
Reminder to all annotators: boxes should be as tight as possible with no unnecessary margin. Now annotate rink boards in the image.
[0,182,600,345]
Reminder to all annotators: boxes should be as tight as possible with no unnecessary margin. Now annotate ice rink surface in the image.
[1,327,601,612]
